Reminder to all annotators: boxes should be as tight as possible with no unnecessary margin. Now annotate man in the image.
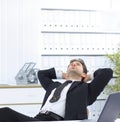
[0,58,113,122]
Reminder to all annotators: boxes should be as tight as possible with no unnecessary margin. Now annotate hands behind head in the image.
[62,72,68,79]
[62,72,91,83]
[83,74,91,82]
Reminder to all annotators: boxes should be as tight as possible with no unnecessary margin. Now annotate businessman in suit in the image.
[0,58,113,122]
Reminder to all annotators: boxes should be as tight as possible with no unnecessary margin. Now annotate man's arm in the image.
[88,68,113,105]
[37,68,57,90]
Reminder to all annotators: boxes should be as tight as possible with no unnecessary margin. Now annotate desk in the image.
[27,120,96,122]
[0,84,45,116]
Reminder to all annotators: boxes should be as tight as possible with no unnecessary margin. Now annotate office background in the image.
[0,0,120,84]
[0,0,120,121]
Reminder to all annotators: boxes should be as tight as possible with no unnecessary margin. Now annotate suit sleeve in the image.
[88,68,113,105]
[37,68,57,90]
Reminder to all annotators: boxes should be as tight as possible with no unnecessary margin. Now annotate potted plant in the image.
[106,48,120,94]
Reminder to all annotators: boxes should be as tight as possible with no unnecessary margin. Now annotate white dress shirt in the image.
[40,70,72,117]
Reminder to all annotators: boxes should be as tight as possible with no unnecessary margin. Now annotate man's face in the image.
[67,61,84,76]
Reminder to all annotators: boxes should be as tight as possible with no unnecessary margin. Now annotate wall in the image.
[0,0,42,84]
[0,0,120,84]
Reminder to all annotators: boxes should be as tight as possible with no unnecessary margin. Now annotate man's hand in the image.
[83,74,92,82]
[62,72,68,79]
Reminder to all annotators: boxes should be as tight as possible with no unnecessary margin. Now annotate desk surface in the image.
[0,84,41,88]
[27,120,96,122]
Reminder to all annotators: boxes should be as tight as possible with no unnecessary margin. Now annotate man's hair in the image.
[70,58,88,74]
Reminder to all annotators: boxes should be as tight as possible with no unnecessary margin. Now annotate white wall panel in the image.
[0,0,42,84]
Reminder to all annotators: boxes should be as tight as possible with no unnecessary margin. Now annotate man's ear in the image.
[81,73,87,78]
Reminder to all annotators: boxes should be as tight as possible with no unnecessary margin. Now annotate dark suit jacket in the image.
[37,68,113,120]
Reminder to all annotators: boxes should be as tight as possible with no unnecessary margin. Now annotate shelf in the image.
[41,8,97,12]
[41,31,120,35]
[41,54,106,56]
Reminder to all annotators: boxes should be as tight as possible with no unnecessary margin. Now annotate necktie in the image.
[49,80,72,103]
